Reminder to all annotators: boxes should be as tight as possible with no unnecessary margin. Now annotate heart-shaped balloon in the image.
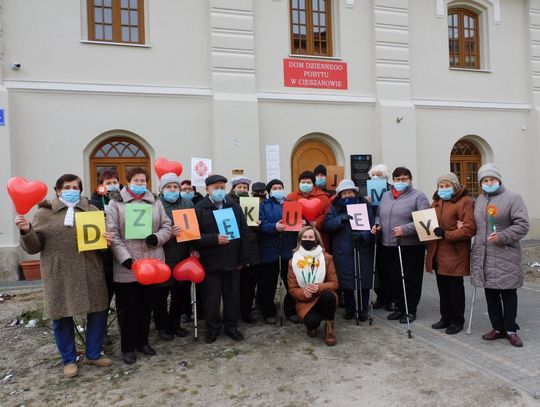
[154,157,183,179]
[173,257,205,283]
[298,198,323,222]
[7,177,48,215]
[132,258,171,285]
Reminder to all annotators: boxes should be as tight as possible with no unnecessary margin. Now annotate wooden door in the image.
[450,140,482,197]
[291,139,336,186]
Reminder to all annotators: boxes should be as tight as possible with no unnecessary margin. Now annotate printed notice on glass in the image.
[266,145,280,182]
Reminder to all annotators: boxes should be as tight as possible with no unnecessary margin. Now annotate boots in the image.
[325,321,336,346]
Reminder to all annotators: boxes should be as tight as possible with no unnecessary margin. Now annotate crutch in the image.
[277,233,284,326]
[466,286,477,335]
[352,236,363,326]
[368,225,379,326]
[397,237,412,338]
[192,283,198,341]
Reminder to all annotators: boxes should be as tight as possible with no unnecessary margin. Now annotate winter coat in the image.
[194,195,250,272]
[227,191,260,265]
[158,195,196,287]
[288,252,338,320]
[259,197,298,263]
[470,185,529,289]
[375,186,431,247]
[192,192,204,206]
[19,197,108,320]
[425,188,476,276]
[323,197,374,290]
[106,189,172,283]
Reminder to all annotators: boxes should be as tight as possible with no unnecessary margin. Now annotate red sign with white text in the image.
[283,58,348,90]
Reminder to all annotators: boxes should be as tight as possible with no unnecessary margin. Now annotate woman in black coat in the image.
[323,179,374,320]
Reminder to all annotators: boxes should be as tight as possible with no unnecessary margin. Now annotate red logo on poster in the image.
[283,58,348,90]
[194,161,208,177]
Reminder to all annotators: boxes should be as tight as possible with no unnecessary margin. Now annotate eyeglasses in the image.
[393,177,410,182]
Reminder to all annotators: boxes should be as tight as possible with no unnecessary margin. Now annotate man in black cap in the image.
[251,181,267,202]
[313,164,335,197]
[195,174,250,343]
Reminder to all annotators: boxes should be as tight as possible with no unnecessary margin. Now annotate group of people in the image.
[13,161,530,379]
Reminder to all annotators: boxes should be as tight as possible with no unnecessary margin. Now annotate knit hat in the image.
[159,172,181,192]
[336,179,358,195]
[231,176,252,187]
[251,182,267,194]
[205,174,228,186]
[266,179,284,193]
[478,163,502,183]
[313,165,327,176]
[298,171,316,184]
[436,173,461,190]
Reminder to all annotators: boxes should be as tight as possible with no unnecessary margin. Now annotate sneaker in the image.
[445,324,463,335]
[63,363,78,378]
[84,356,112,367]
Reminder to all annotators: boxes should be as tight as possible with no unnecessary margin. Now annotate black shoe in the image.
[241,315,255,324]
[286,314,300,323]
[205,331,218,344]
[175,326,188,337]
[122,352,137,364]
[359,312,368,322]
[387,310,402,320]
[373,300,384,309]
[225,329,244,341]
[343,312,355,320]
[445,324,463,335]
[400,313,416,324]
[136,345,156,356]
[385,302,396,312]
[158,329,174,341]
[432,320,450,330]
[181,314,193,323]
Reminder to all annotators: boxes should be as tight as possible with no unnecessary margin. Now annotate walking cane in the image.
[396,237,412,338]
[368,225,379,326]
[353,235,363,326]
[192,283,198,341]
[466,286,477,335]
[278,233,284,326]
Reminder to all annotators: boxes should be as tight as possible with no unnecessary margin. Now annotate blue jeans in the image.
[52,310,107,365]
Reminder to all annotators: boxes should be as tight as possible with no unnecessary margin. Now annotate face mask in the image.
[339,197,356,206]
[482,182,500,194]
[301,240,317,251]
[211,189,226,202]
[371,176,380,180]
[163,191,180,203]
[393,182,409,192]
[299,183,313,193]
[271,190,286,202]
[106,184,120,192]
[315,178,326,188]
[61,190,80,203]
[438,188,453,201]
[130,184,146,195]
[181,191,194,200]
[235,191,249,198]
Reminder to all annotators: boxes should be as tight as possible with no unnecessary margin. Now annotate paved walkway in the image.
[373,273,540,399]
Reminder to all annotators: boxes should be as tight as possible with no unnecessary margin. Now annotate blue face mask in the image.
[181,191,194,200]
[482,182,500,194]
[315,178,326,188]
[130,184,147,195]
[211,189,226,202]
[163,191,180,203]
[299,183,313,193]
[393,182,409,192]
[339,197,357,206]
[61,190,80,203]
[438,187,453,201]
[106,184,120,192]
[271,190,286,202]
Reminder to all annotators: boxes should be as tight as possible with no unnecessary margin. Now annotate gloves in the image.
[434,227,445,238]
[341,214,353,224]
[122,258,133,270]
[351,232,364,242]
[145,234,159,247]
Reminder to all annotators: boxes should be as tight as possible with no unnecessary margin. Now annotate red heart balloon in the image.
[132,259,171,285]
[298,198,323,222]
[154,157,183,179]
[173,257,206,283]
[7,177,48,215]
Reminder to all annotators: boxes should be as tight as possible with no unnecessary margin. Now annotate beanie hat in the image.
[266,179,284,193]
[298,171,316,184]
[313,165,327,176]
[159,172,181,192]
[251,182,267,194]
[436,173,461,190]
[336,179,359,195]
[478,163,502,183]
[231,176,252,187]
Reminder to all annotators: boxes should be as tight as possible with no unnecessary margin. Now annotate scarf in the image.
[391,187,403,200]
[59,197,78,227]
[291,245,326,288]
[127,188,145,200]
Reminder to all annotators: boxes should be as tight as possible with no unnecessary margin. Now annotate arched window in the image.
[90,136,151,189]
[450,140,482,196]
[290,0,332,56]
[448,8,480,69]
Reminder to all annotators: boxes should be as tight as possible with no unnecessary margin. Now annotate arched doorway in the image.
[291,139,337,186]
[450,139,482,197]
[90,136,152,189]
